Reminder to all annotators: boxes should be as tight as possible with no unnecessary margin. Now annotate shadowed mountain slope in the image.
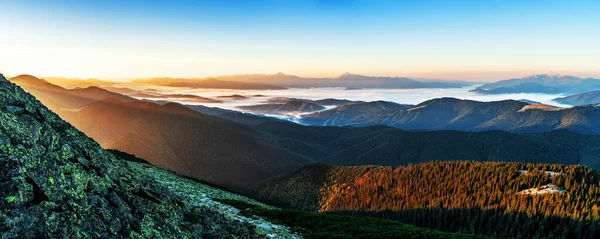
[59,98,312,190]
[252,121,600,168]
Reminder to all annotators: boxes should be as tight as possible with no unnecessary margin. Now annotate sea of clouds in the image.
[126,84,573,112]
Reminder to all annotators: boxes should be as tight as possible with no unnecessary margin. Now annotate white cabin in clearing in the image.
[518,184,566,195]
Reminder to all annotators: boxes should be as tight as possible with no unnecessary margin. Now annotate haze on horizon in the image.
[1,0,599,81]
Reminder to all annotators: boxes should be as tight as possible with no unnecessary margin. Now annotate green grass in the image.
[214,199,489,239]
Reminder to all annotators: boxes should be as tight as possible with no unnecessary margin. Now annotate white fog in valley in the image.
[122,84,573,112]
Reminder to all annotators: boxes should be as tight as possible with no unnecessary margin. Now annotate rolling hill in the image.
[300,100,412,126]
[554,91,600,106]
[301,98,600,134]
[43,76,118,89]
[252,122,600,168]
[237,100,325,115]
[9,75,136,110]
[264,97,362,106]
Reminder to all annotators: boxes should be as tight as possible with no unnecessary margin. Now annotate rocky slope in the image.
[0,73,298,238]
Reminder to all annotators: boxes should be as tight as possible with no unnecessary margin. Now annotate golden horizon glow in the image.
[1,1,599,82]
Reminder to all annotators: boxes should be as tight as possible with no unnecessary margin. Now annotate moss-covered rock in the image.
[0,74,271,238]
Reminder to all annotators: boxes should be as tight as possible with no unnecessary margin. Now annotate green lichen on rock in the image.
[0,74,271,238]
[5,196,16,203]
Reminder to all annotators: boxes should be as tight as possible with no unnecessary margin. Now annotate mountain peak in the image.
[339,72,363,79]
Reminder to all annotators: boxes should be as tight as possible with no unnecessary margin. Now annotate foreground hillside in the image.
[0,74,300,238]
[252,162,600,239]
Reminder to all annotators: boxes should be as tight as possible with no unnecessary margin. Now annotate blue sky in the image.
[0,0,598,80]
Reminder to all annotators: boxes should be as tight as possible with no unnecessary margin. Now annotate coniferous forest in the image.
[252,162,600,239]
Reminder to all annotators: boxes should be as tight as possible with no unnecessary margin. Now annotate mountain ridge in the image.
[301,97,600,134]
[473,74,600,94]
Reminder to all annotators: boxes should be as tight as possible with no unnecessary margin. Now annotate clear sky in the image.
[0,0,598,81]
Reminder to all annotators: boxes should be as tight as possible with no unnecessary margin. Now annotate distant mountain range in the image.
[43,76,118,89]
[554,91,600,105]
[133,77,286,90]
[300,98,600,134]
[131,72,470,89]
[472,74,600,94]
